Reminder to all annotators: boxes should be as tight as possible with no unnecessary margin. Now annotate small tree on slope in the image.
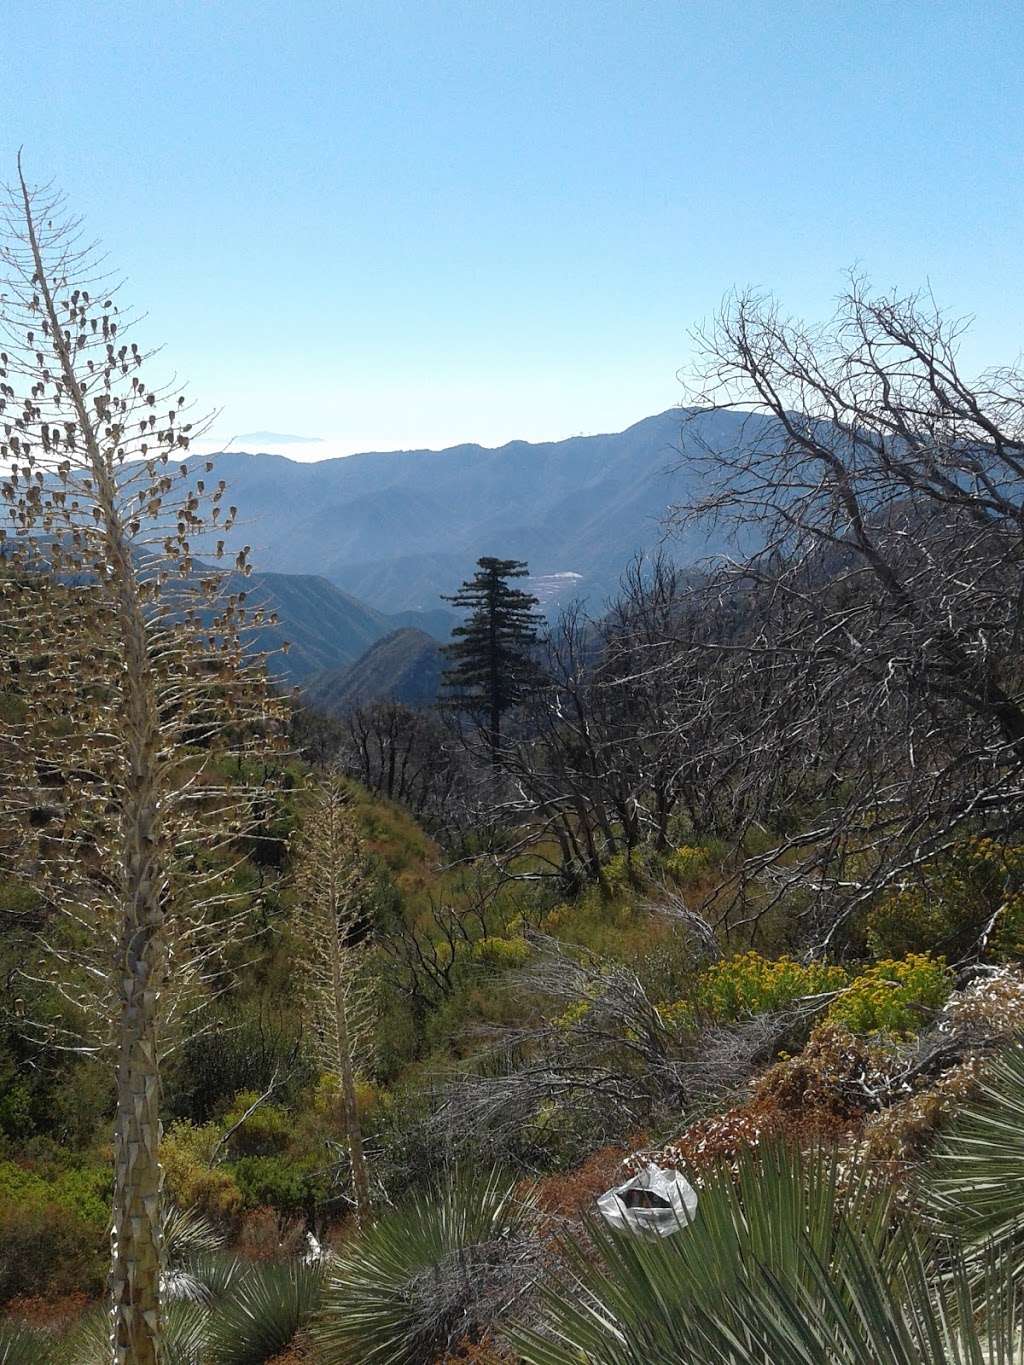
[0,163,283,1364]
[441,556,543,766]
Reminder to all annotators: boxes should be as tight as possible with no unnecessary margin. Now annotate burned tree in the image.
[675,281,1024,941]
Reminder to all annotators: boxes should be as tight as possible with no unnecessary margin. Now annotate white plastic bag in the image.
[597,1162,698,1239]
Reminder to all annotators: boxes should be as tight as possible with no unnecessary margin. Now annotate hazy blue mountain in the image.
[237,572,450,686]
[202,408,762,614]
[303,627,444,714]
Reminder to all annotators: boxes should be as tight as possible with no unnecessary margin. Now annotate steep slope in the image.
[236,571,389,685]
[201,408,766,614]
[303,627,444,714]
[234,574,449,686]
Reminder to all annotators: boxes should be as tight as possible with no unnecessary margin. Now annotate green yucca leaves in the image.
[205,1259,325,1364]
[0,1322,53,1365]
[513,1143,1024,1365]
[315,1167,537,1364]
[927,1041,1024,1278]
[60,1302,210,1365]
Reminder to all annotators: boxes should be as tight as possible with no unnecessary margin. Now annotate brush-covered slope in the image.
[238,570,391,685]
[303,627,443,713]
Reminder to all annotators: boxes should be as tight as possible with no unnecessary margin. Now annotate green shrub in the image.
[229,1155,327,1217]
[162,1120,244,1225]
[166,1008,311,1125]
[866,839,1024,961]
[827,954,952,1036]
[220,1094,292,1158]
[662,842,723,885]
[470,935,531,969]
[539,886,652,959]
[0,1160,108,1302]
[0,1082,33,1144]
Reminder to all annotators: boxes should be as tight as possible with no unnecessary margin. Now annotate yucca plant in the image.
[315,1167,539,1364]
[291,776,375,1223]
[926,1041,1024,1277]
[204,1259,325,1365]
[512,1145,894,1363]
[675,1239,1024,1365]
[161,1204,233,1307]
[512,1143,1024,1365]
[0,1322,54,1365]
[0,162,284,1363]
[61,1303,210,1365]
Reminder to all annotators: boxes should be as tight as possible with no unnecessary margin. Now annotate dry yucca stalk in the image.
[290,775,374,1223]
[0,160,285,1364]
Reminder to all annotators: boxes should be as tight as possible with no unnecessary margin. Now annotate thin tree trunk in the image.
[21,166,167,1365]
[489,596,501,769]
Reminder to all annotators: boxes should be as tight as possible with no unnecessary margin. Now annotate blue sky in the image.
[4,0,1023,457]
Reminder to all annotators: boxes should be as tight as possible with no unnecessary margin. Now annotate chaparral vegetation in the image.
[4,169,1024,1365]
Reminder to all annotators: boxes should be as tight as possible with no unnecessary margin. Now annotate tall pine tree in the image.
[441,557,543,764]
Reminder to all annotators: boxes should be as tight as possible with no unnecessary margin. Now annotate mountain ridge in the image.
[201,408,759,614]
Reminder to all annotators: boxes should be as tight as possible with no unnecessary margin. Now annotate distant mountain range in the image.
[236,570,451,686]
[203,408,760,616]
[303,627,444,714]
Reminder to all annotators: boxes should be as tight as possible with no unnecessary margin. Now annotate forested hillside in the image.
[5,174,1024,1365]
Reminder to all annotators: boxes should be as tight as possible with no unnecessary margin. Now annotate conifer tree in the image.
[0,162,283,1364]
[441,557,543,764]
[291,777,373,1223]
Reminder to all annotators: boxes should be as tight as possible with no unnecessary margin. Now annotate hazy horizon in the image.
[198,405,683,462]
[6,0,1023,455]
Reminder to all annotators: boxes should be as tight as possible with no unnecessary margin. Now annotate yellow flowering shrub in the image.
[662,844,714,884]
[312,1072,382,1125]
[867,839,1024,961]
[553,1000,592,1031]
[470,935,531,968]
[657,998,699,1032]
[161,1119,243,1223]
[221,1091,291,1156]
[663,951,848,1029]
[600,852,637,893]
[827,954,952,1035]
[698,951,848,1020]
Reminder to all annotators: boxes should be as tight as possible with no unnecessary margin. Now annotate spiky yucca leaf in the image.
[315,1167,537,1364]
[163,1203,227,1265]
[0,1322,53,1365]
[514,1144,1024,1365]
[513,1143,956,1365]
[927,1042,1024,1278]
[205,1259,325,1365]
[61,1302,209,1365]
[161,1203,236,1305]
